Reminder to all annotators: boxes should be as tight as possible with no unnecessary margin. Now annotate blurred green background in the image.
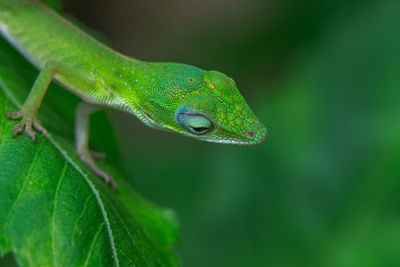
[2,0,400,266]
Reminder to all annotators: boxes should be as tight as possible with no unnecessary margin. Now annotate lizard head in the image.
[144,63,267,145]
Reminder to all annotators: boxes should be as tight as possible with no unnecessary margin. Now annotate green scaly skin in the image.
[0,0,267,186]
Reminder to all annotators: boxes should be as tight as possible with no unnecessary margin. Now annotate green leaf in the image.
[0,35,179,266]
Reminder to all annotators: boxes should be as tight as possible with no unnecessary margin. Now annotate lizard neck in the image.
[95,55,164,129]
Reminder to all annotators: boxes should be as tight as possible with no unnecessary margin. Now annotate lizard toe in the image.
[80,153,117,189]
[34,120,48,135]
[6,111,23,120]
[12,120,25,136]
[24,123,37,142]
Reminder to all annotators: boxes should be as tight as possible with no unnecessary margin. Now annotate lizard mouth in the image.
[197,126,268,146]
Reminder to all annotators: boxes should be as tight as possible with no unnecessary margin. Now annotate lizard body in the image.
[0,0,267,187]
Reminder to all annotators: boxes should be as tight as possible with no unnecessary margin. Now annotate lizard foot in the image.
[78,149,117,189]
[5,111,47,142]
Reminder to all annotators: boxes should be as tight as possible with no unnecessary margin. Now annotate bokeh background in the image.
[2,0,400,266]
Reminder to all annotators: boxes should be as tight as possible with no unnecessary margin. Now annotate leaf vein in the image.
[3,138,47,246]
[71,194,94,246]
[48,137,121,267]
[105,197,158,266]
[51,160,68,267]
[0,73,120,267]
[83,222,105,267]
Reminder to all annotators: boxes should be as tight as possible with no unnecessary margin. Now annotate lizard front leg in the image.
[75,102,117,189]
[5,61,63,141]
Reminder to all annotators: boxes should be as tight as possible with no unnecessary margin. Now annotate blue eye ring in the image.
[175,108,213,135]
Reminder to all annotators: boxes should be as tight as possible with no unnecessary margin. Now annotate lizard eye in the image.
[175,109,212,135]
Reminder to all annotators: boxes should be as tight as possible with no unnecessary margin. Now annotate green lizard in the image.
[0,0,267,188]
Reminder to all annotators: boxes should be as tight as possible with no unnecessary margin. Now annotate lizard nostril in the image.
[248,130,255,138]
